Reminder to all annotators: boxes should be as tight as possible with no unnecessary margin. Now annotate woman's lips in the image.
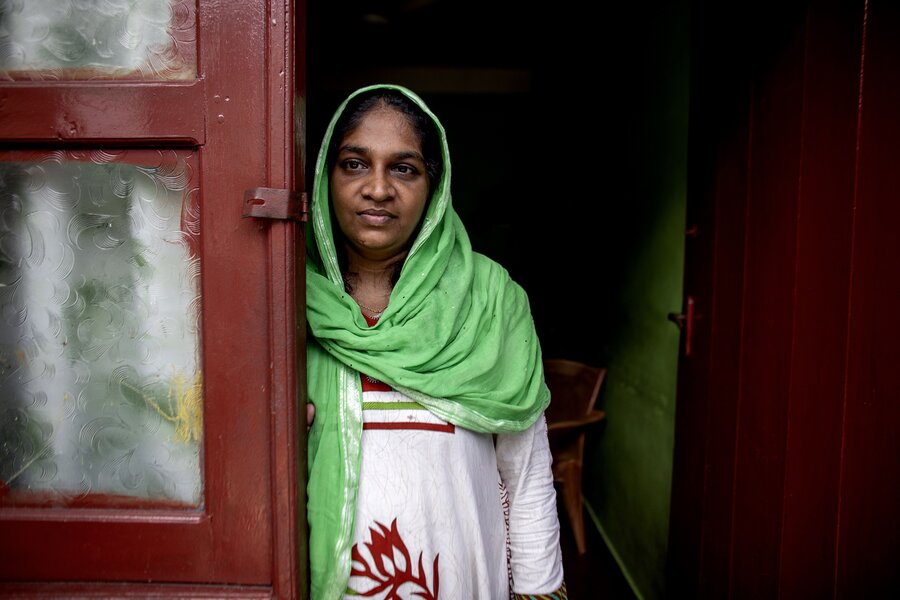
[359,209,394,225]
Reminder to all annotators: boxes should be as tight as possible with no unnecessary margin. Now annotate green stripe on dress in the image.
[362,401,424,411]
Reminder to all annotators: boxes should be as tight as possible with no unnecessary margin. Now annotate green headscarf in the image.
[306,84,550,599]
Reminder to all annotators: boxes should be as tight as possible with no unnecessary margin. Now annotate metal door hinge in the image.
[243,188,308,222]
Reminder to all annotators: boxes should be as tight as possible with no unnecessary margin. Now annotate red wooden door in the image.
[669,1,899,597]
[0,1,306,597]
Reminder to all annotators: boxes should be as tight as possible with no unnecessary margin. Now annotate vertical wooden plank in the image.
[200,0,273,581]
[779,2,864,597]
[265,1,304,598]
[665,1,718,593]
[668,3,766,596]
[729,5,807,597]
[699,98,752,599]
[837,0,900,596]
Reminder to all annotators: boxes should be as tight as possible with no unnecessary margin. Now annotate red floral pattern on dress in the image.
[349,518,440,599]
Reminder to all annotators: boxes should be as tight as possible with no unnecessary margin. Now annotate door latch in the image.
[668,295,695,357]
[243,188,308,222]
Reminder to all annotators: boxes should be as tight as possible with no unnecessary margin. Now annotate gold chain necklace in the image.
[355,299,387,316]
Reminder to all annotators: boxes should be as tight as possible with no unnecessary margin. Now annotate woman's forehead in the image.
[340,107,422,153]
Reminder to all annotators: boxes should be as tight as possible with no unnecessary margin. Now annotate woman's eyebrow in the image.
[338,144,368,155]
[392,150,425,163]
[337,145,424,163]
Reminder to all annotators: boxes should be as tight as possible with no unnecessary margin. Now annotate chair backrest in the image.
[543,358,607,423]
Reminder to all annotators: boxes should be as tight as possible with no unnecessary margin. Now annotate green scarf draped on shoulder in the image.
[305,84,550,599]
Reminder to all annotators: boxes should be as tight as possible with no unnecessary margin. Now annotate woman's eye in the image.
[393,164,418,175]
[343,159,365,170]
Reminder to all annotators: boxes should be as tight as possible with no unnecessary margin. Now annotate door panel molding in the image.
[0,583,274,598]
[0,82,206,145]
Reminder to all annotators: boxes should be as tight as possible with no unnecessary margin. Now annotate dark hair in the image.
[327,88,443,190]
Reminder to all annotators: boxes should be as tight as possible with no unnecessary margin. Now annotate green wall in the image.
[581,5,690,599]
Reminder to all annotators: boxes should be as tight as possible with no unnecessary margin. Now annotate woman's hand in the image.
[306,403,316,430]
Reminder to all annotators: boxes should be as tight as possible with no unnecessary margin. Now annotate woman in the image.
[306,84,566,599]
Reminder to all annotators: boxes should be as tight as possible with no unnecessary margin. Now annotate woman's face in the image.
[331,106,430,263]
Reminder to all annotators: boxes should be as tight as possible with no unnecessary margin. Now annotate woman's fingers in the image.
[306,403,316,428]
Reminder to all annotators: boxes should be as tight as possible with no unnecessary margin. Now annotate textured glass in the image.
[0,149,202,507]
[0,0,196,81]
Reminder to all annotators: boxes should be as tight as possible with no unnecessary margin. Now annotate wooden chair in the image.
[543,358,607,555]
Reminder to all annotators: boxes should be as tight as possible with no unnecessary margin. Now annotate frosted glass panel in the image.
[0,149,202,507]
[0,0,196,80]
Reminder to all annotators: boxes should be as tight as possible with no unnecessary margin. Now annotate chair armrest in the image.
[547,410,607,433]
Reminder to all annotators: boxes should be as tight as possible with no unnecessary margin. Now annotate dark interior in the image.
[306,0,676,365]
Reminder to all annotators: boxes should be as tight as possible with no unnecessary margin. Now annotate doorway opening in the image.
[306,2,688,598]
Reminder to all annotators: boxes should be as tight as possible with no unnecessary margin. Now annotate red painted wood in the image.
[196,0,272,583]
[268,219,304,599]
[0,0,301,593]
[666,4,751,592]
[265,1,305,598]
[0,490,196,510]
[2,518,215,580]
[672,2,898,597]
[0,583,273,598]
[293,4,310,598]
[728,8,807,597]
[698,93,752,600]
[837,1,900,596]
[779,2,864,597]
[0,83,206,145]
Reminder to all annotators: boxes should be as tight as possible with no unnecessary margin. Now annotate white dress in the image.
[346,370,566,599]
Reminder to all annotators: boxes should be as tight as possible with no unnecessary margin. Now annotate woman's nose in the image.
[362,169,394,201]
